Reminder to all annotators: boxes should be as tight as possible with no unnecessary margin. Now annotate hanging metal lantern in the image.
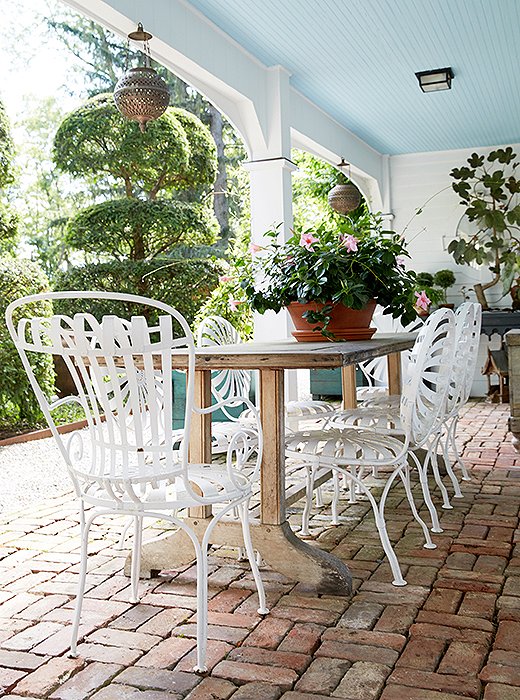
[114,24,170,133]
[327,159,362,215]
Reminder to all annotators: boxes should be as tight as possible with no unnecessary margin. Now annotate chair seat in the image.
[285,427,407,467]
[328,406,403,432]
[79,462,250,511]
[285,400,335,418]
[360,394,400,409]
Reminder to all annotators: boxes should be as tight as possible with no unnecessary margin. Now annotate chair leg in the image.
[449,416,471,481]
[301,464,315,536]
[340,467,406,587]
[430,443,453,510]
[238,501,269,615]
[130,515,143,604]
[193,537,208,674]
[441,432,463,499]
[315,485,324,508]
[69,504,95,658]
[410,451,443,533]
[331,472,340,525]
[372,489,406,587]
[117,516,134,550]
[399,463,436,549]
[348,467,357,504]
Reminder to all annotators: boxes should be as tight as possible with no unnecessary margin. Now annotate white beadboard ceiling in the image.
[186,0,520,155]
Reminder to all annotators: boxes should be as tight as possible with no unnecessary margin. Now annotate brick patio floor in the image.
[0,400,519,700]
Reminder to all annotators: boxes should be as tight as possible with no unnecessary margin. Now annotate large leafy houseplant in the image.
[449,147,520,309]
[234,213,419,339]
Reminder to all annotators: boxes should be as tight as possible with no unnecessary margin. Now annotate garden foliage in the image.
[0,257,54,428]
[0,100,17,254]
[54,257,225,328]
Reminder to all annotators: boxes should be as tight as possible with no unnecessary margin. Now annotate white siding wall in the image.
[390,143,520,396]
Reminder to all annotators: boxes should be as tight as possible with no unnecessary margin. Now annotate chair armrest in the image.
[194,397,263,487]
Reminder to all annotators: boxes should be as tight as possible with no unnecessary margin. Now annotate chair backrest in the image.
[197,316,251,421]
[6,292,196,489]
[456,302,482,407]
[358,309,424,389]
[399,307,456,447]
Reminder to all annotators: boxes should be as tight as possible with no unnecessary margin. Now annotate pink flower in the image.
[396,256,406,268]
[414,290,431,312]
[341,234,358,252]
[228,299,244,312]
[249,243,263,254]
[219,275,233,283]
[300,232,319,250]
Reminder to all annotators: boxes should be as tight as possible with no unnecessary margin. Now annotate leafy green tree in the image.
[54,93,219,261]
[46,2,245,240]
[449,147,520,308]
[53,93,220,304]
[0,99,17,254]
[14,96,109,275]
[53,256,225,328]
[0,256,54,429]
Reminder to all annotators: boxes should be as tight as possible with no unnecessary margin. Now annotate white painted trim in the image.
[243,157,298,173]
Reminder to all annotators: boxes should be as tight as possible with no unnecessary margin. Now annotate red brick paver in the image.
[0,401,518,698]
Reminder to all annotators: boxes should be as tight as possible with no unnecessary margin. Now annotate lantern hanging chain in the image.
[144,36,151,68]
[338,157,352,183]
[127,22,153,68]
[124,37,130,71]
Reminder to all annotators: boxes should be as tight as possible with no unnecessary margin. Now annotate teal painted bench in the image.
[171,370,250,429]
[310,367,367,399]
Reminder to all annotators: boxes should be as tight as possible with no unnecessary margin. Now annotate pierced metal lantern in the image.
[327,182,361,215]
[328,158,362,215]
[114,24,170,132]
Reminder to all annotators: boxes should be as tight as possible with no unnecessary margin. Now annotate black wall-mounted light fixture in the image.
[415,67,454,93]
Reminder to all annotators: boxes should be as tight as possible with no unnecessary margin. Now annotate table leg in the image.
[259,369,286,525]
[134,369,352,595]
[341,365,357,409]
[189,369,212,519]
[387,352,402,395]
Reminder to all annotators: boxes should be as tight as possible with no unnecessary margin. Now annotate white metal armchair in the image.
[6,292,268,674]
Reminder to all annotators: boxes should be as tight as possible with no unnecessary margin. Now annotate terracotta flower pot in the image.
[287,300,377,342]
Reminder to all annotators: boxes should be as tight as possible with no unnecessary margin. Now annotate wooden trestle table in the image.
[135,333,416,595]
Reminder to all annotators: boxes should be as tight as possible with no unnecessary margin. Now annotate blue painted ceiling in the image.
[186,0,520,155]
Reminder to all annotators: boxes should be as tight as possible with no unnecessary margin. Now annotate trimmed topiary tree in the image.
[0,257,54,429]
[53,94,220,312]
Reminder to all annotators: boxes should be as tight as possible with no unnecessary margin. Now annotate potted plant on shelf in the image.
[232,213,421,341]
[433,269,456,308]
[412,272,442,317]
[448,146,520,310]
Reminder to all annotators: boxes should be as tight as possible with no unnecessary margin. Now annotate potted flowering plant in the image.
[233,213,421,341]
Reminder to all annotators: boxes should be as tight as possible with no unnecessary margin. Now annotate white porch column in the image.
[243,156,298,342]
[242,67,299,399]
[241,66,297,343]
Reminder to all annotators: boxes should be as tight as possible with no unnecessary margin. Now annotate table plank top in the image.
[171,333,416,370]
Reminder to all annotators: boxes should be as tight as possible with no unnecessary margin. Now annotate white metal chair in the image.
[197,315,335,433]
[356,309,424,402]
[195,316,259,454]
[330,303,481,510]
[285,308,456,586]
[6,292,268,674]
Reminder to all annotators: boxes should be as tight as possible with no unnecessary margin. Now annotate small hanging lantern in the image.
[328,159,361,215]
[114,23,170,133]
